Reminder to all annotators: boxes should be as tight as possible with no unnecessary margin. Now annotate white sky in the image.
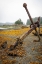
[0,0,42,24]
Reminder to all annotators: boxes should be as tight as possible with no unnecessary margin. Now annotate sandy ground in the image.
[0,34,42,64]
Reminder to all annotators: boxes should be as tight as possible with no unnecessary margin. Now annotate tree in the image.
[40,17,42,24]
[26,19,31,25]
[26,17,42,25]
[15,19,23,25]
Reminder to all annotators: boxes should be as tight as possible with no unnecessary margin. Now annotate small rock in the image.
[9,45,14,50]
[1,41,7,49]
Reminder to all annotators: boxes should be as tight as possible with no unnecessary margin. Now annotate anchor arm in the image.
[13,27,35,49]
[20,27,34,40]
[10,3,40,50]
[23,3,40,41]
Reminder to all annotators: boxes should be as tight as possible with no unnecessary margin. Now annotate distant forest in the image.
[26,17,42,25]
[0,17,42,26]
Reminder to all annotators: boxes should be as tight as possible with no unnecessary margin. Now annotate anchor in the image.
[9,3,40,50]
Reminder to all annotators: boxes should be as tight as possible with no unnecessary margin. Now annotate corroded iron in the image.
[10,3,40,49]
[23,3,40,41]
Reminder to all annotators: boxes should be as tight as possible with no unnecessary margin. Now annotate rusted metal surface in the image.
[13,3,40,49]
[23,3,40,41]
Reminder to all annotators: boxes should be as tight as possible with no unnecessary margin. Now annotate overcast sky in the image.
[0,0,42,24]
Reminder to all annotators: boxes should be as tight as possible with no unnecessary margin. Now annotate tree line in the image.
[15,17,42,25]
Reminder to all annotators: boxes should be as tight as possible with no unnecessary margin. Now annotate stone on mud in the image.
[9,45,14,50]
[1,41,7,49]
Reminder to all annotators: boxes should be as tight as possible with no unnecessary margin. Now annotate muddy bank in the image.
[0,34,42,64]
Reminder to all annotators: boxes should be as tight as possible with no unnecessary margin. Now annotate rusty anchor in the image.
[9,3,40,50]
